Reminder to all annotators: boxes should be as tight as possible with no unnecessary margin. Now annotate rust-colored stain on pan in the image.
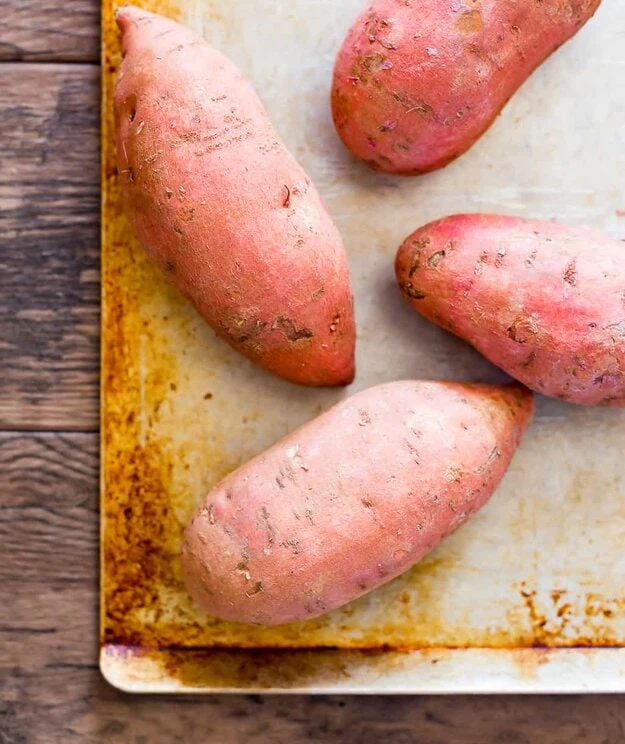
[101,0,625,691]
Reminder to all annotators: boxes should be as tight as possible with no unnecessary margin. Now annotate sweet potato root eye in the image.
[124,92,137,123]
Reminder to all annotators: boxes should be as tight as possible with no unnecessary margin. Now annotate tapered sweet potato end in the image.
[115,5,149,55]
[115,4,150,33]
[484,382,535,439]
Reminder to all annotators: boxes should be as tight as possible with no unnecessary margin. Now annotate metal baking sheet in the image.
[100,0,625,693]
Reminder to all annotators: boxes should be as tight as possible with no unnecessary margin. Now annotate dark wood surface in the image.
[0,1,99,62]
[2,3,625,742]
[0,64,100,431]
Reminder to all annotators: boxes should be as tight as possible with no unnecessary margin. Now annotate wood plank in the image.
[3,432,625,742]
[0,431,99,738]
[0,432,98,583]
[0,64,100,431]
[0,0,100,63]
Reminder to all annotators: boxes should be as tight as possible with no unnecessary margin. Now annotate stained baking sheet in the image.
[100,0,625,692]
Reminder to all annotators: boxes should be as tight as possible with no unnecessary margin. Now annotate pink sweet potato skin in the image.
[396,215,625,406]
[182,380,533,625]
[332,0,601,175]
[115,7,355,386]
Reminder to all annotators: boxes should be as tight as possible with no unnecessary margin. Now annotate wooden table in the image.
[2,3,625,741]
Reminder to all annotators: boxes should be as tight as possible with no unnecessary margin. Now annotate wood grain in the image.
[0,64,100,431]
[0,432,99,737]
[3,432,625,743]
[0,0,99,63]
[0,432,98,584]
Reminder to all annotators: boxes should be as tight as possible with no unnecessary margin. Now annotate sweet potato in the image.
[332,0,601,175]
[115,7,355,386]
[396,214,625,407]
[182,380,533,625]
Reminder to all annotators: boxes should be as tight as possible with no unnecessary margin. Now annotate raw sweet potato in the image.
[396,214,625,406]
[182,380,533,625]
[332,0,601,175]
[115,7,355,386]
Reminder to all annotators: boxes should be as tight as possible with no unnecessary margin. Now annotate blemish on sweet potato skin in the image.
[427,250,446,268]
[400,283,427,300]
[456,9,484,35]
[563,259,578,286]
[396,214,625,407]
[332,0,602,175]
[275,317,314,343]
[115,6,355,387]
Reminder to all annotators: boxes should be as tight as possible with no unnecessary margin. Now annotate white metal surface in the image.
[101,0,625,693]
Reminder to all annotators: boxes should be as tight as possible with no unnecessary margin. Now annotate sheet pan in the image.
[100,0,625,693]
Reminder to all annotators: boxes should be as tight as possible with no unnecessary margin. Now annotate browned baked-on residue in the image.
[102,438,180,648]
[102,0,188,652]
[130,646,372,690]
[518,582,625,647]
